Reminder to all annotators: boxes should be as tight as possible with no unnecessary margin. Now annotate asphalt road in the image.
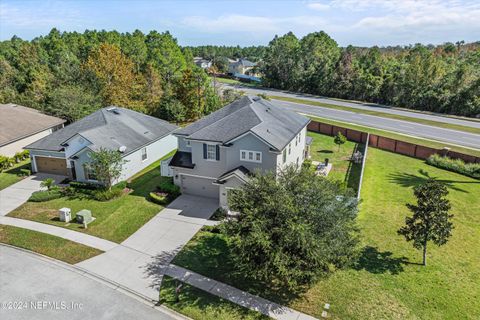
[0,245,175,320]
[221,84,480,129]
[221,84,480,149]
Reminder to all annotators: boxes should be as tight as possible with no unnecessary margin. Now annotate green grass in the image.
[210,76,261,88]
[0,160,31,190]
[159,276,267,320]
[308,115,480,158]
[173,148,480,319]
[271,95,480,135]
[0,225,102,264]
[307,131,364,192]
[7,154,175,243]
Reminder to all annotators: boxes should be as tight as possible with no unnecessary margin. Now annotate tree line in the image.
[0,29,226,123]
[261,32,480,117]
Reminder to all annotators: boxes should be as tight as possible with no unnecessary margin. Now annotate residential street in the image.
[221,84,480,150]
[0,245,176,320]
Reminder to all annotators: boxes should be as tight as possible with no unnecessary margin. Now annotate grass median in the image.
[271,95,480,135]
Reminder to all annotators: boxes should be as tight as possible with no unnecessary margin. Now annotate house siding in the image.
[0,128,55,157]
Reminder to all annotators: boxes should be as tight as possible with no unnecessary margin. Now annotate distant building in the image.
[193,57,212,69]
[228,58,257,76]
[0,103,65,157]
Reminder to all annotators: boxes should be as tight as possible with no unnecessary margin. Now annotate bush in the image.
[113,181,128,190]
[426,154,480,179]
[148,191,169,205]
[210,207,227,221]
[29,190,62,202]
[18,168,31,177]
[157,178,181,198]
[70,181,101,190]
[93,188,124,201]
[0,156,10,172]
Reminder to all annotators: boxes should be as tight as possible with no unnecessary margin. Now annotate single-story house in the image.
[169,96,311,207]
[26,107,178,182]
[0,103,65,157]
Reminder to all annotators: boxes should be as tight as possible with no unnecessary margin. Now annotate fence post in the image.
[357,133,369,200]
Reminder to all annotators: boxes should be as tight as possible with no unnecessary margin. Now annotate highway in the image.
[220,84,480,150]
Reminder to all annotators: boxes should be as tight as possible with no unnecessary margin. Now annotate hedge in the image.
[148,192,169,205]
[426,154,480,179]
[29,190,63,202]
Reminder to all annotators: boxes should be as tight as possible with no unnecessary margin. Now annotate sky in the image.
[0,0,479,47]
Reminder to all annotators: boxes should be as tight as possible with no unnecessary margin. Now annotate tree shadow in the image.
[388,169,475,193]
[317,150,333,154]
[354,246,407,275]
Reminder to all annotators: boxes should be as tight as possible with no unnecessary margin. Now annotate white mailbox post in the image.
[59,208,72,223]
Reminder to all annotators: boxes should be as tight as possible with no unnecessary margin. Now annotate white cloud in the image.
[181,14,327,34]
[0,2,86,29]
[307,2,330,11]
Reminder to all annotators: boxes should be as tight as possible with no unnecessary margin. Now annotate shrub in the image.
[61,186,77,197]
[148,191,169,205]
[93,188,124,201]
[13,152,23,163]
[70,181,101,190]
[40,178,55,190]
[426,154,480,179]
[29,190,62,202]
[210,207,227,221]
[157,178,181,198]
[18,168,31,177]
[113,181,128,190]
[0,156,10,172]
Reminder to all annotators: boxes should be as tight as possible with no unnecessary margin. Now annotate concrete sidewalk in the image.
[165,264,318,320]
[76,195,219,301]
[0,173,65,216]
[0,216,117,251]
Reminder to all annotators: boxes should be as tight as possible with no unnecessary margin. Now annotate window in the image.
[288,143,291,155]
[240,150,262,163]
[141,147,147,161]
[295,135,298,146]
[207,144,216,160]
[83,164,97,181]
[186,140,191,148]
[283,149,287,163]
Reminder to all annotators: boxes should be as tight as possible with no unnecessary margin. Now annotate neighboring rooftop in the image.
[0,103,66,147]
[26,107,178,155]
[175,96,310,151]
[230,58,256,67]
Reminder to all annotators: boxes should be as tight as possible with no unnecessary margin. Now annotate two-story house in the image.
[169,96,310,207]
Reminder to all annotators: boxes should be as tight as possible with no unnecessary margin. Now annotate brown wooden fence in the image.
[307,121,480,164]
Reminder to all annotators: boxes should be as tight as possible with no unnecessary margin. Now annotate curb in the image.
[0,243,190,320]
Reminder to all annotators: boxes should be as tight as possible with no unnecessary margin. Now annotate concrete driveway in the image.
[76,195,219,301]
[0,174,65,216]
[0,245,176,320]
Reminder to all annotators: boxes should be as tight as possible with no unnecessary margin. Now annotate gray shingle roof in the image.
[0,104,65,147]
[26,107,178,154]
[175,96,310,151]
[217,166,250,183]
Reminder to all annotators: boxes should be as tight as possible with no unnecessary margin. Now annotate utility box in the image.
[76,209,93,224]
[59,208,71,223]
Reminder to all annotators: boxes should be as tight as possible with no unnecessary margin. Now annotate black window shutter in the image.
[203,143,207,159]
[216,145,220,161]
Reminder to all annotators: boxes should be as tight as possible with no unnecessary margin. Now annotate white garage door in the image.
[180,175,219,199]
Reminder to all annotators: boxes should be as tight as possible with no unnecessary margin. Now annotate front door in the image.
[70,161,77,180]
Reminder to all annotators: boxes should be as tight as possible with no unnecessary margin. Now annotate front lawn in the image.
[307,131,364,192]
[159,276,267,320]
[0,225,102,264]
[8,156,175,243]
[173,148,480,319]
[0,160,31,190]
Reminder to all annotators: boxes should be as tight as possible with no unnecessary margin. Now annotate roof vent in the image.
[106,107,120,114]
[118,146,127,153]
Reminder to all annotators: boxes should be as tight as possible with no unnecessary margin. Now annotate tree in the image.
[40,178,55,190]
[45,85,101,122]
[398,179,453,266]
[222,166,359,289]
[154,95,186,123]
[84,43,138,108]
[334,132,347,151]
[88,148,128,190]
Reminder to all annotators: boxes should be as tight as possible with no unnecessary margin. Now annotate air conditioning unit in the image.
[59,208,72,223]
